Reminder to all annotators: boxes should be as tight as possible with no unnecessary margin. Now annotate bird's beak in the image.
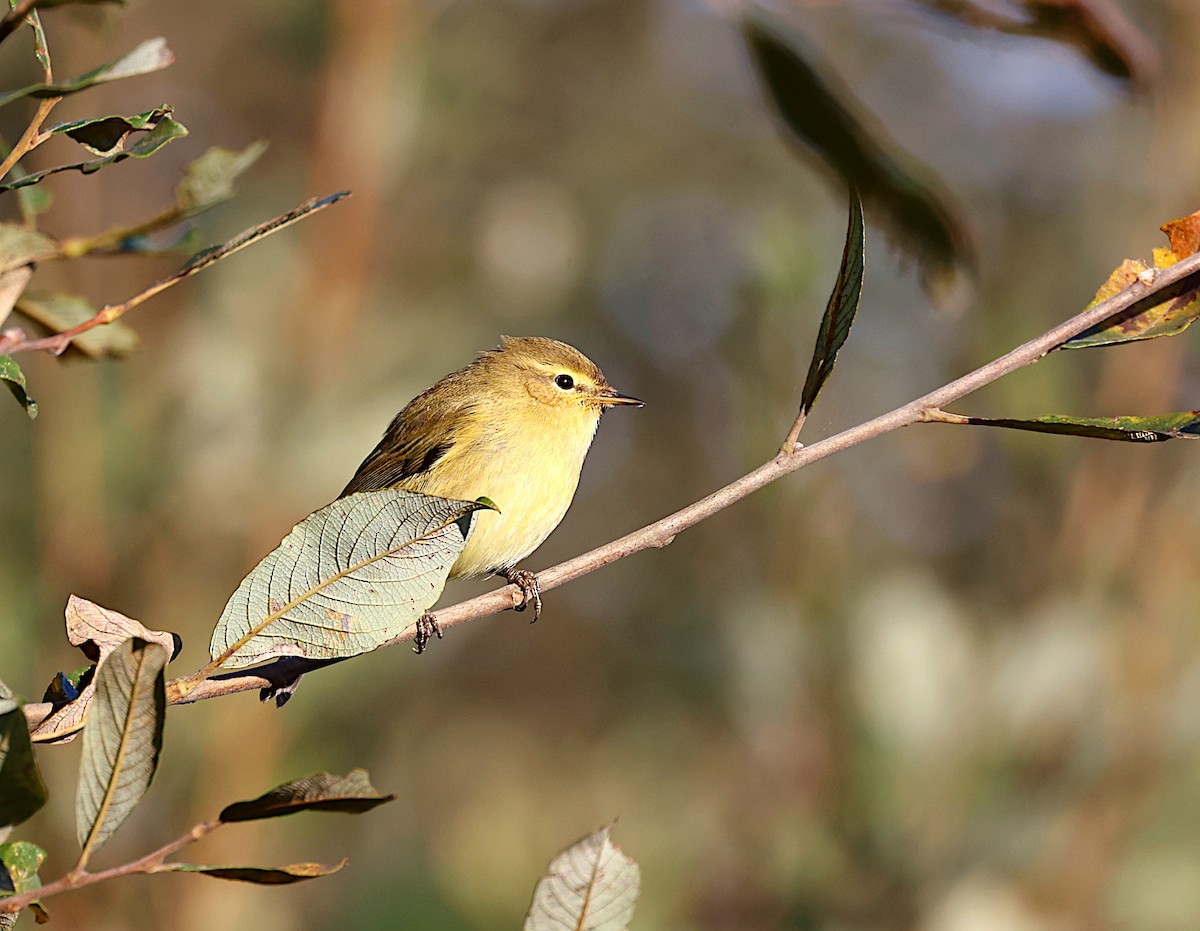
[597,387,644,408]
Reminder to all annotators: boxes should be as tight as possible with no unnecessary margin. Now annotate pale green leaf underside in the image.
[525,825,641,931]
[209,489,485,669]
[75,638,168,854]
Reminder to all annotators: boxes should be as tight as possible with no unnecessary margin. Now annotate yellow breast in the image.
[408,404,600,578]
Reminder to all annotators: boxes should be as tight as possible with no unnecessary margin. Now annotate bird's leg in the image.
[413,612,443,654]
[503,567,542,622]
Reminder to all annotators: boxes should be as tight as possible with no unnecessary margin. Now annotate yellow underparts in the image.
[408,403,600,578]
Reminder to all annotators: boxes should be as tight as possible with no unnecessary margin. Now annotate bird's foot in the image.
[413,612,442,654]
[504,568,542,622]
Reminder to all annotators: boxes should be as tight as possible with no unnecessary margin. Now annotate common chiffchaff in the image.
[340,336,641,643]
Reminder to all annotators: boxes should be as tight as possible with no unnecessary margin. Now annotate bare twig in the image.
[0,820,221,915]
[21,252,1200,725]
[0,95,59,182]
[6,192,349,356]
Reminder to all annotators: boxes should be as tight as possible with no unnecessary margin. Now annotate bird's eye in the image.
[554,374,574,390]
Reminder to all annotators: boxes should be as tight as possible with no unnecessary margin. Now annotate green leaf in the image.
[48,105,173,155]
[743,16,970,290]
[524,824,640,931]
[31,596,179,745]
[0,840,46,931]
[930,409,1200,442]
[0,356,36,419]
[800,190,864,416]
[0,37,173,108]
[0,702,47,828]
[176,141,268,213]
[208,489,490,669]
[1,115,187,190]
[16,291,139,358]
[0,224,57,274]
[219,769,396,822]
[160,859,347,885]
[75,637,168,862]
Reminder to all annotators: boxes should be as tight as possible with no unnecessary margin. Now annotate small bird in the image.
[340,336,642,651]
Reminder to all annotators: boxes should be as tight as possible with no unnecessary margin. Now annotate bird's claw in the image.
[504,568,542,622]
[413,612,442,654]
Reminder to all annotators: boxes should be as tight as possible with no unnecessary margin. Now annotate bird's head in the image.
[481,336,643,422]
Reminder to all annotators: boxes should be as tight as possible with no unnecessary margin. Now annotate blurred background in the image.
[3,0,1200,928]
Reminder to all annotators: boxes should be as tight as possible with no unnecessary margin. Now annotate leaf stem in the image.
[0,95,59,182]
[0,821,221,915]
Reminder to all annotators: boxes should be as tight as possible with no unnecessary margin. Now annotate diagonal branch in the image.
[21,250,1200,724]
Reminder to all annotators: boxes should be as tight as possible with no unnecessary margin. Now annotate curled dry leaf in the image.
[219,769,396,822]
[29,597,180,744]
[1065,209,1200,349]
[158,859,348,885]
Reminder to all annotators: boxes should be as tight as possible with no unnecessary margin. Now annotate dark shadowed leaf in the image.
[161,859,347,885]
[1065,211,1200,349]
[0,37,173,108]
[0,841,46,931]
[743,16,970,290]
[1,115,187,190]
[525,824,639,931]
[75,638,168,862]
[800,190,864,416]
[31,597,179,744]
[48,105,173,155]
[0,356,36,419]
[915,0,1156,91]
[16,292,139,357]
[208,489,492,670]
[219,769,396,822]
[929,408,1200,442]
[0,225,58,274]
[176,141,268,213]
[0,701,46,828]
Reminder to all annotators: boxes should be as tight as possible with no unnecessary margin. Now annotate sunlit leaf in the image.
[208,489,491,670]
[161,859,347,885]
[48,105,172,155]
[31,596,179,744]
[525,824,640,931]
[0,841,46,931]
[1065,210,1200,348]
[0,225,57,275]
[16,291,139,358]
[176,141,268,213]
[743,15,970,290]
[75,637,168,862]
[0,356,36,419]
[0,701,46,828]
[219,769,396,822]
[0,37,173,108]
[930,408,1200,442]
[800,190,864,416]
[1,115,187,190]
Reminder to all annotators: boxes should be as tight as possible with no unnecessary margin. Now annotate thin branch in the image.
[21,251,1200,724]
[0,95,59,182]
[0,820,220,915]
[6,192,349,357]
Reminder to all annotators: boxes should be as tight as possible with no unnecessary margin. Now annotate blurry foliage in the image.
[2,0,1200,928]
